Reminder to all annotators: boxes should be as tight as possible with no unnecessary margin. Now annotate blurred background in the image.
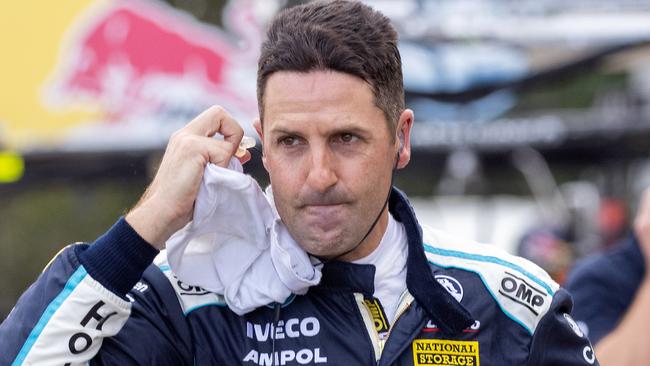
[2,0,650,318]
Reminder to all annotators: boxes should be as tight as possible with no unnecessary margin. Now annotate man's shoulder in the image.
[568,236,643,286]
[566,235,644,306]
[421,225,560,335]
[565,251,610,288]
[420,225,559,293]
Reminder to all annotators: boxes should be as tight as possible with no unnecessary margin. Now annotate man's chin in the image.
[295,231,351,258]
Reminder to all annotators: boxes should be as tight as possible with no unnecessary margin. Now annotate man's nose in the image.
[305,147,338,193]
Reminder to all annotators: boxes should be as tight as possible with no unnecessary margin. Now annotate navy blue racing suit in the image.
[566,235,644,345]
[0,189,598,365]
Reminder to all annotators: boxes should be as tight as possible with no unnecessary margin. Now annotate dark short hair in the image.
[257,0,404,132]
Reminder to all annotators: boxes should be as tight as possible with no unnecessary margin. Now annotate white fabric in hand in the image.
[166,158,321,315]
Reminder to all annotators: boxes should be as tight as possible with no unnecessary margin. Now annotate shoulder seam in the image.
[423,243,555,296]
[422,240,559,335]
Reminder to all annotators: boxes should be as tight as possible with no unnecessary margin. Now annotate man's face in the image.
[256,70,410,259]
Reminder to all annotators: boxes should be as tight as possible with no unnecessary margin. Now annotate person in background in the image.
[517,226,575,284]
[566,188,650,366]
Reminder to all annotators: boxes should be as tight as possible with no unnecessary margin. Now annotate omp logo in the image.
[499,272,547,315]
[412,339,479,366]
[435,275,463,302]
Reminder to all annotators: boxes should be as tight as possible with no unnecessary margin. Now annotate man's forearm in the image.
[125,197,180,251]
[595,275,650,365]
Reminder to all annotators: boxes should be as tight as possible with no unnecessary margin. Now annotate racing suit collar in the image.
[317,261,376,295]
[388,187,474,335]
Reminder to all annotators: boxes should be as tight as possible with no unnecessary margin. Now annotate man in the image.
[566,188,650,366]
[0,1,597,365]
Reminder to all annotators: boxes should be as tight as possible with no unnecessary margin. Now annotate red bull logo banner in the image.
[0,0,264,152]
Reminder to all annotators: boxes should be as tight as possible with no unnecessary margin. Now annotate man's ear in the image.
[395,109,414,169]
[252,118,268,170]
[253,118,263,139]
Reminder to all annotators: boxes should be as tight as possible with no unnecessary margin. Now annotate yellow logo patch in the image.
[412,339,479,366]
[363,298,389,336]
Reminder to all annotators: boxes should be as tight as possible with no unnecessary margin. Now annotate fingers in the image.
[204,139,235,168]
[183,106,244,154]
[169,105,256,169]
[176,134,234,168]
[200,138,252,167]
[220,118,245,154]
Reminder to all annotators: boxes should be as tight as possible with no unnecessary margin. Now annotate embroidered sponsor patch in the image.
[435,275,464,303]
[499,271,547,316]
[412,339,479,366]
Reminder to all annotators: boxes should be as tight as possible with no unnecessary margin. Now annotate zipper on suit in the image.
[384,291,414,342]
[354,291,414,362]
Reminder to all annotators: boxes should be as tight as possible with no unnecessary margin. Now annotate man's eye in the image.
[337,133,358,143]
[279,136,300,146]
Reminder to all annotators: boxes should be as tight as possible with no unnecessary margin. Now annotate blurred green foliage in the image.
[509,71,628,113]
[0,179,146,319]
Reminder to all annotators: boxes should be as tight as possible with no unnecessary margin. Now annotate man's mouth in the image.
[304,203,345,214]
[302,203,347,230]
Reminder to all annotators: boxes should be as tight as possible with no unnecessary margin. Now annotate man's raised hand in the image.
[125,106,250,249]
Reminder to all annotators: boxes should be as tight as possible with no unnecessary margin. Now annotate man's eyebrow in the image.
[267,126,302,136]
[268,124,373,137]
[326,126,372,137]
